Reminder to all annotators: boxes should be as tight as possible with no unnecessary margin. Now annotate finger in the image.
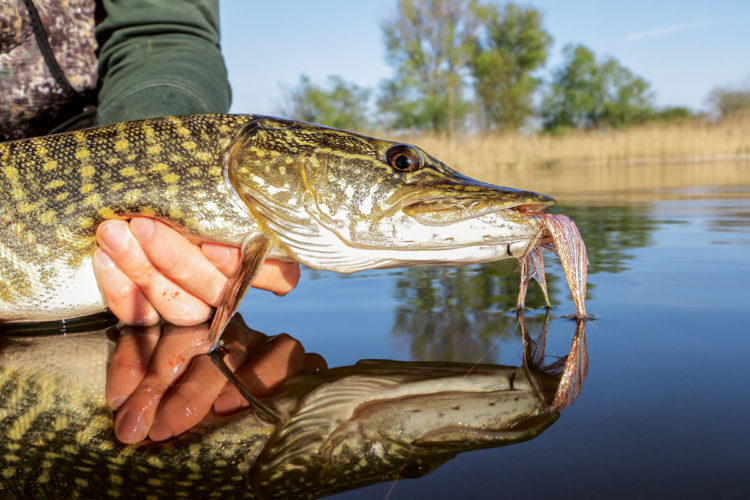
[251,260,301,296]
[202,242,301,297]
[129,218,230,306]
[145,320,265,441]
[113,325,211,444]
[201,242,241,276]
[94,248,160,326]
[213,333,306,415]
[96,219,212,326]
[147,338,250,441]
[106,325,161,409]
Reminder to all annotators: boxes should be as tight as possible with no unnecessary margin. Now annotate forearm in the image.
[95,0,231,125]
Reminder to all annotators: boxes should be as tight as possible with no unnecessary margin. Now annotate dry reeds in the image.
[399,115,750,172]
[389,116,750,201]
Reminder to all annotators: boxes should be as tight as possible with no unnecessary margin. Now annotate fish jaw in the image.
[400,169,555,227]
[256,205,551,273]
[344,181,556,257]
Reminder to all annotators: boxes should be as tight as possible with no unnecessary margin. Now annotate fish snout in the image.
[402,187,555,226]
[500,187,556,213]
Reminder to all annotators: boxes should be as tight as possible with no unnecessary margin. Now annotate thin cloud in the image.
[624,15,743,44]
[624,21,703,43]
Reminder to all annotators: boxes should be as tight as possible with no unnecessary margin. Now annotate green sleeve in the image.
[95,0,232,126]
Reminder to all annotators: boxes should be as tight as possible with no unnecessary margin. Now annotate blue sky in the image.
[220,0,750,115]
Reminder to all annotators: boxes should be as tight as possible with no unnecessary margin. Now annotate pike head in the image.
[227,117,555,272]
[249,359,560,498]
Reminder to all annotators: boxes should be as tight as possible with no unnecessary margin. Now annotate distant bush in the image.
[278,75,372,131]
[648,106,696,123]
[708,85,750,120]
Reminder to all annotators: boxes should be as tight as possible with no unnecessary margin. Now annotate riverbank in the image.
[472,160,750,203]
[402,115,750,172]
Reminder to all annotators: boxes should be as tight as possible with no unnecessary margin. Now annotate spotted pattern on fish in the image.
[0,319,565,499]
[0,115,257,321]
[1,113,553,322]
[0,331,270,498]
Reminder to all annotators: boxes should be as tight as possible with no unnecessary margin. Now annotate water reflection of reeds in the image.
[477,161,750,203]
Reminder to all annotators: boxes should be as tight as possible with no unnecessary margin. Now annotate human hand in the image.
[107,317,327,444]
[93,217,300,326]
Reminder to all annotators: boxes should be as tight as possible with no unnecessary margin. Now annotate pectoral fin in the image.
[207,233,271,351]
[206,232,282,423]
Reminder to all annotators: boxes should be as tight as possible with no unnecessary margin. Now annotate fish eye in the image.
[385,145,423,172]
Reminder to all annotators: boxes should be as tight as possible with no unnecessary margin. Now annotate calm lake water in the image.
[237,162,750,499]
[5,163,747,498]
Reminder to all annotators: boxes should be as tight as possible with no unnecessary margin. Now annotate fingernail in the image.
[148,422,173,442]
[109,395,127,410]
[130,218,155,242]
[101,220,131,252]
[94,249,115,269]
[116,409,146,444]
[214,390,245,415]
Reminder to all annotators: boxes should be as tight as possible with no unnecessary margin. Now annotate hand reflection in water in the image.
[106,316,326,444]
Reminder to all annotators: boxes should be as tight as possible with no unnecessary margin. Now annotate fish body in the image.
[0,320,560,498]
[0,114,553,322]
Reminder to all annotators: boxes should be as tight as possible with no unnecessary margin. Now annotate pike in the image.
[0,317,565,499]
[0,114,559,326]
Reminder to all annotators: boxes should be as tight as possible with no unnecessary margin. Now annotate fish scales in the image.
[1,113,555,322]
[0,370,268,498]
[0,115,258,321]
[0,332,270,498]
[0,321,563,498]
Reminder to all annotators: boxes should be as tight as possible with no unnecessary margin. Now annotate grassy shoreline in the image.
[398,116,750,172]
[387,116,750,202]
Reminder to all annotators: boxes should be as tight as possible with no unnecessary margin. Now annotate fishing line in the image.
[462,312,516,377]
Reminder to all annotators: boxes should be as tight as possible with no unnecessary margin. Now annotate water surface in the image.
[239,163,749,498]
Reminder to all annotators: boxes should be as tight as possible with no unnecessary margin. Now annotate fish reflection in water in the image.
[0,314,586,498]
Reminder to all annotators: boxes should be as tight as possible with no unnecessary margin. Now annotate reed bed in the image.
[399,115,750,172]
[389,116,750,201]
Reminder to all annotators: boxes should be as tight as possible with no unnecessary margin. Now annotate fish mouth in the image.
[413,413,560,448]
[401,190,555,227]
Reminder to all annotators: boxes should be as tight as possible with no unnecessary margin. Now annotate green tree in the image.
[470,2,551,131]
[708,85,750,119]
[541,44,654,131]
[598,57,654,126]
[378,0,479,135]
[279,75,372,131]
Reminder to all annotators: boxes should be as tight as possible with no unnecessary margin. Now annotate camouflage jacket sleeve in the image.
[95,0,232,126]
[0,0,98,141]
